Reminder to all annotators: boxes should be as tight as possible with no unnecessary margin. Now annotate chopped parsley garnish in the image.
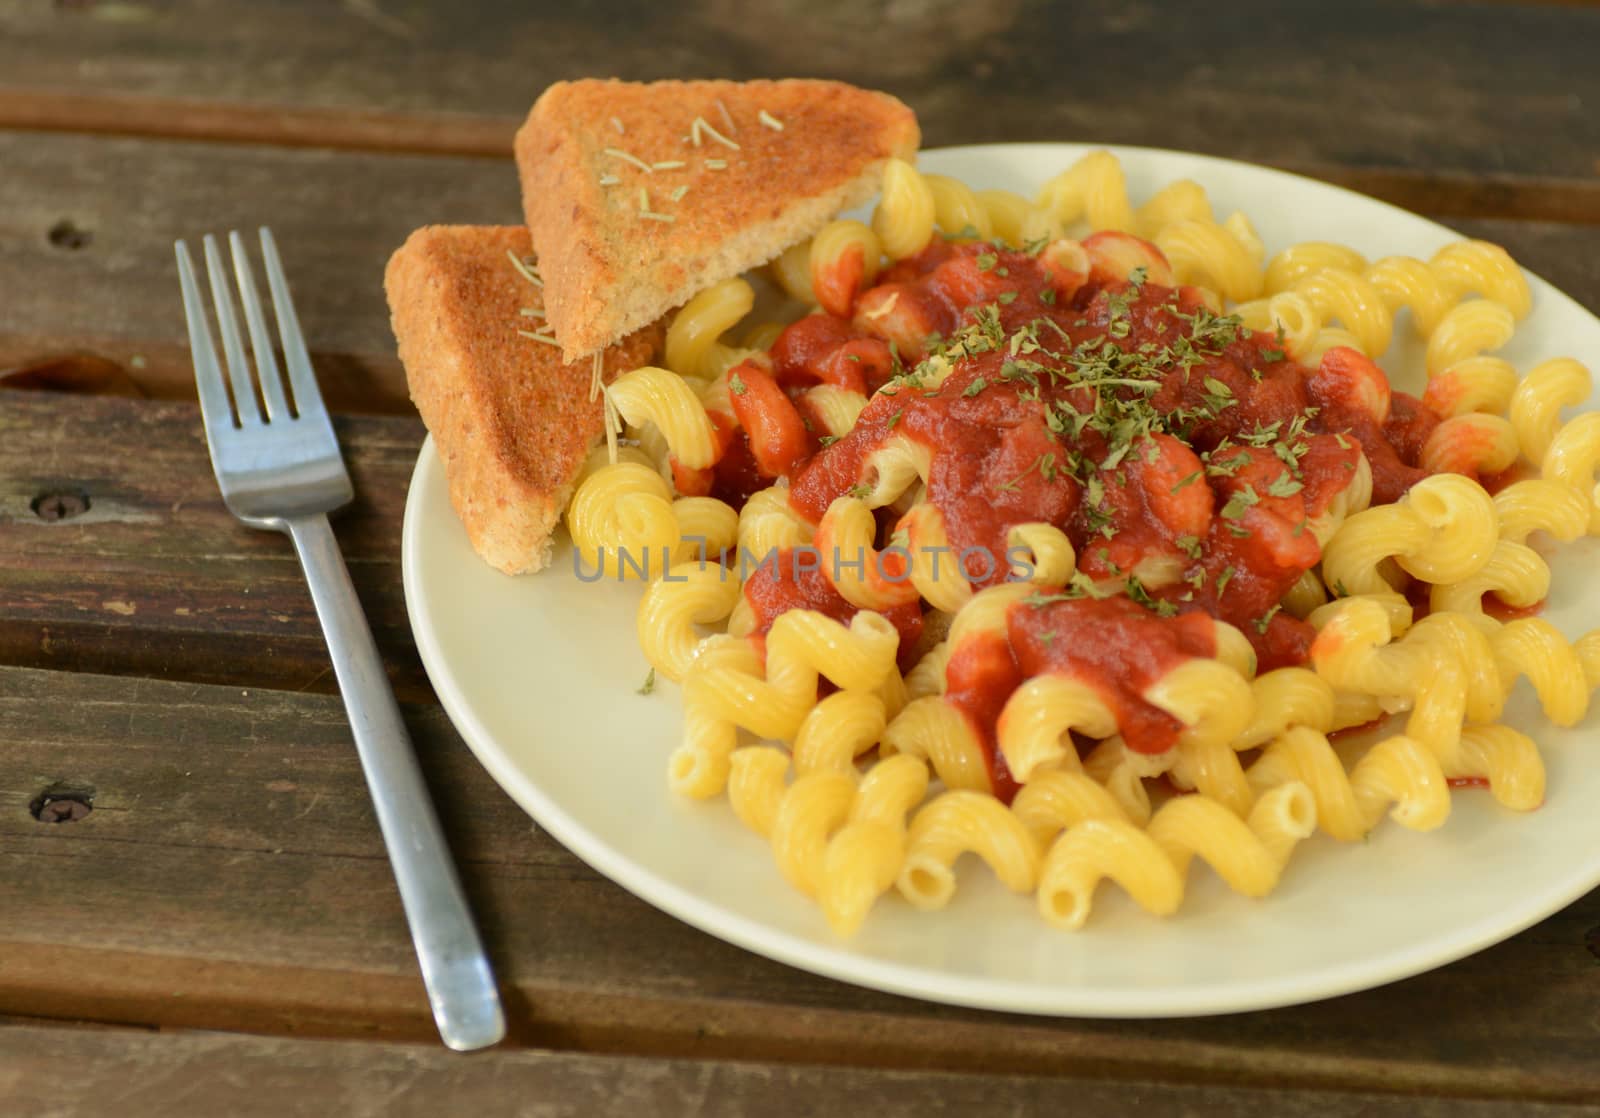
[1206,447,1253,478]
[818,435,840,448]
[1214,565,1236,597]
[962,377,988,397]
[1125,575,1157,609]
[1265,472,1304,499]
[1170,470,1202,494]
[1254,605,1282,634]
[637,668,656,695]
[886,409,903,430]
[976,252,998,271]
[1219,484,1261,522]
[729,372,747,396]
[1201,376,1236,415]
[1000,453,1057,492]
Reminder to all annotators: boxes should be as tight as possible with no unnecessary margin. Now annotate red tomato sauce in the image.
[737,238,1442,789]
[943,631,1024,802]
[1010,596,1218,754]
[742,549,924,673]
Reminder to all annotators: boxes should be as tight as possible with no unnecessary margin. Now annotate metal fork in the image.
[176,229,505,1052]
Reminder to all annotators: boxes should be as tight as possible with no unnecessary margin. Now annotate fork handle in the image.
[286,513,505,1052]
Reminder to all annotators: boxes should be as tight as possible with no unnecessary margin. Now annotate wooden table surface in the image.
[4,1,1600,1113]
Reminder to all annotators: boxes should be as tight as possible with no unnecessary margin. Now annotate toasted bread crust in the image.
[515,79,919,362]
[385,225,663,574]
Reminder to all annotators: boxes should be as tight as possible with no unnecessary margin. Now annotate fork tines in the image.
[175,228,325,432]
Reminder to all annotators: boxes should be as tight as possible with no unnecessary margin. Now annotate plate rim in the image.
[401,141,1600,1017]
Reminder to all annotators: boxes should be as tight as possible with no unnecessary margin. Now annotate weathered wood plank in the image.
[5,130,1600,415]
[3,665,1599,1101]
[1,0,1597,219]
[0,393,427,698]
[0,131,520,414]
[6,1023,1596,1118]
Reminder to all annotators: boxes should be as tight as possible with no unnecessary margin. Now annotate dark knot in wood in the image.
[30,785,95,823]
[47,220,92,250]
[31,490,89,521]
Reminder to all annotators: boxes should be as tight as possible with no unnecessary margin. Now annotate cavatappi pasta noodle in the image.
[556,149,1600,935]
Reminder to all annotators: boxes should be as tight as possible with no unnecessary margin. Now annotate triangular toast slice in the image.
[514,78,919,362]
[385,225,664,574]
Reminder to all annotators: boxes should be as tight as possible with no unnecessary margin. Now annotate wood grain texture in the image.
[0,393,426,698]
[5,131,1600,415]
[7,1023,1597,1118]
[3,664,1599,1102]
[1,0,1597,220]
[0,131,519,414]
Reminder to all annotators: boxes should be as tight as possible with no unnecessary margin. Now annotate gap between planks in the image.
[4,88,1600,226]
[0,940,1589,1108]
[6,1020,1595,1118]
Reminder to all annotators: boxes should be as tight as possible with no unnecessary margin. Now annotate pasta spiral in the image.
[1247,728,1449,841]
[608,365,721,469]
[1320,473,1497,597]
[665,277,755,380]
[872,157,937,261]
[671,611,899,797]
[1036,783,1315,929]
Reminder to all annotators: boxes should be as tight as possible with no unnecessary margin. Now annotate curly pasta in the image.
[813,496,919,611]
[635,560,743,681]
[1264,241,1369,294]
[976,188,1062,247]
[672,611,899,797]
[809,220,883,318]
[1430,240,1532,320]
[872,157,937,261]
[995,674,1119,784]
[1492,479,1591,544]
[1037,150,1213,240]
[1036,783,1315,929]
[1422,356,1518,419]
[1510,357,1591,465]
[1419,413,1520,477]
[567,460,679,580]
[569,151,1600,940]
[881,695,991,792]
[1291,267,1394,357]
[1154,215,1265,303]
[608,365,721,469]
[665,277,756,380]
[1428,540,1548,618]
[897,790,1040,909]
[1321,473,1497,596]
[1247,728,1449,841]
[1426,299,1517,376]
[1542,412,1600,534]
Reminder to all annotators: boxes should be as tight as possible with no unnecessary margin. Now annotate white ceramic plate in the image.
[403,143,1600,1016]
